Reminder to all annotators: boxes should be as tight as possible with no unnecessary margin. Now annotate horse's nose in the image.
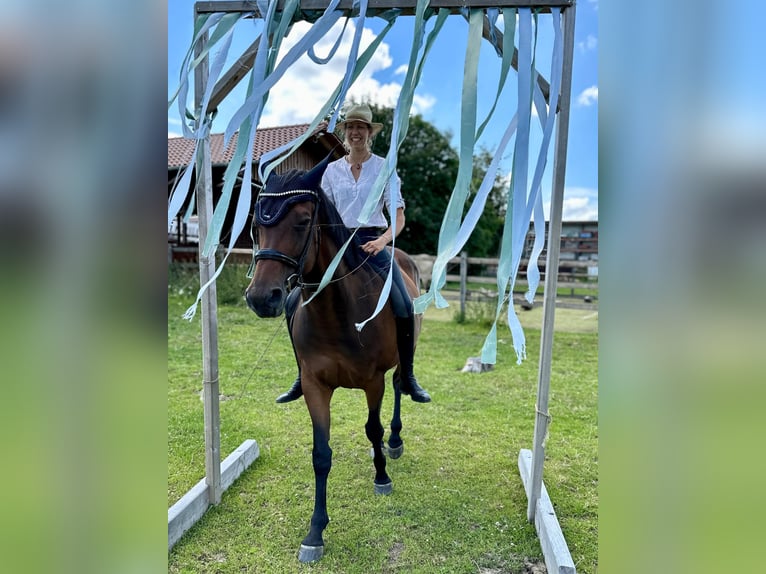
[245,285,285,318]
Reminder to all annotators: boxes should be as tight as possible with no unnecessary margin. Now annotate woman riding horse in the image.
[276,104,431,405]
[245,147,426,562]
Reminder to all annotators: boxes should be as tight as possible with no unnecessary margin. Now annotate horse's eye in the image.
[297,218,311,228]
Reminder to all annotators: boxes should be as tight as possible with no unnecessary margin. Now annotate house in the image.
[168,124,344,257]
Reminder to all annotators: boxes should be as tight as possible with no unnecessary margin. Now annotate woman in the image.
[276,104,431,404]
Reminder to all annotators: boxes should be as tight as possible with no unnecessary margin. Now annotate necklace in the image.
[348,152,370,171]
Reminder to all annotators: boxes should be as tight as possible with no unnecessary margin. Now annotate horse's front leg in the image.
[298,381,333,563]
[365,380,392,495]
[387,370,404,459]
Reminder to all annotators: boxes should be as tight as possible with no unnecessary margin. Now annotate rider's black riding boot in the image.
[276,290,303,404]
[276,375,302,404]
[395,314,431,403]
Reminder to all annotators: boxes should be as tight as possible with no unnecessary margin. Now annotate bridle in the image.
[251,190,320,289]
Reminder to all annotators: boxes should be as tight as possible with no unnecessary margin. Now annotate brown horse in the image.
[244,161,422,563]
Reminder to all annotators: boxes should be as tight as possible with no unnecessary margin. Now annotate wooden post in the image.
[193,19,222,506]
[459,251,468,319]
[526,2,576,525]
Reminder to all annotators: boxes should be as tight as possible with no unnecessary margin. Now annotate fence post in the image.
[459,251,468,319]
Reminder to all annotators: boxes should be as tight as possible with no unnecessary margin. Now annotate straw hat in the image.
[337,103,383,137]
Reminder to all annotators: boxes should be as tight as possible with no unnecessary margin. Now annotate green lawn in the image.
[168,294,597,573]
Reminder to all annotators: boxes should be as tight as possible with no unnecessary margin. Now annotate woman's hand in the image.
[361,237,388,257]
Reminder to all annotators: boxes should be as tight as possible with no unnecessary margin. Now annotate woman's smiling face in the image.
[345,121,370,148]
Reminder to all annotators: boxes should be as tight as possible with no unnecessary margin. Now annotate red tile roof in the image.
[167,124,323,169]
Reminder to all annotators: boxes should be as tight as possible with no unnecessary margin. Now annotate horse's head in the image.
[245,158,330,317]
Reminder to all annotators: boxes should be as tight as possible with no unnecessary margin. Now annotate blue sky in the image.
[168,0,598,220]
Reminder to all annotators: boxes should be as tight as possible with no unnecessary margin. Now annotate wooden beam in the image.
[196,0,574,16]
[477,14,552,104]
[518,449,577,574]
[193,23,223,508]
[198,3,558,108]
[168,439,260,550]
[527,0,576,526]
[209,37,261,111]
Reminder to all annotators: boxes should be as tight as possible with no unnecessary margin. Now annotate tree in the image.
[335,102,506,256]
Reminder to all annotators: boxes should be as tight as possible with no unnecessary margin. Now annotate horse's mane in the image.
[315,184,368,271]
[259,168,368,272]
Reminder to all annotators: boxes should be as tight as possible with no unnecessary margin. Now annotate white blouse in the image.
[321,154,405,229]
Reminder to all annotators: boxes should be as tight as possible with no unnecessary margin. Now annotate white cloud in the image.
[563,187,598,221]
[257,21,436,127]
[578,34,598,53]
[542,187,598,221]
[394,65,408,76]
[577,85,598,107]
[168,116,182,138]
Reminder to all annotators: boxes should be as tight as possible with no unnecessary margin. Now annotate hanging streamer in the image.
[475,8,517,142]
[183,0,361,320]
[308,15,349,64]
[479,8,564,364]
[414,8,483,309]
[326,0,368,133]
[414,8,508,314]
[481,8,535,364]
[168,12,243,231]
[181,3,399,320]
[223,0,339,146]
[205,0,339,257]
[356,5,449,331]
[524,8,563,301]
[180,0,284,320]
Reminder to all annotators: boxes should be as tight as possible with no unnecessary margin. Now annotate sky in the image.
[168,0,599,221]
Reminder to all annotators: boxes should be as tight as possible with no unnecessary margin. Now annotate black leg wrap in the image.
[395,315,431,403]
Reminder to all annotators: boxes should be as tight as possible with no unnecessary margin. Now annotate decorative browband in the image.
[258,189,319,198]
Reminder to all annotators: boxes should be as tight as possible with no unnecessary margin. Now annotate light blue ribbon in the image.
[524,8,563,302]
[168,12,241,231]
[182,0,285,320]
[415,8,515,315]
[308,15,350,64]
[327,0,367,133]
[480,8,564,364]
[223,0,338,145]
[480,7,534,364]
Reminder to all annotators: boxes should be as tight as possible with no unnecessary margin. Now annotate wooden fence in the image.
[168,247,598,294]
[409,252,598,290]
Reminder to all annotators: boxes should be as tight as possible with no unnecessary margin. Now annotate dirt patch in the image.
[478,554,547,574]
[381,541,405,573]
[522,560,547,573]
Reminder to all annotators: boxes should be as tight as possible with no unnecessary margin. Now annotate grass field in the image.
[168,291,597,573]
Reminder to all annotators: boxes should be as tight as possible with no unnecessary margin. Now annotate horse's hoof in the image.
[298,544,324,563]
[374,481,393,496]
[386,443,404,459]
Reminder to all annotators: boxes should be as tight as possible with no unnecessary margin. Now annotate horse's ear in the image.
[304,152,335,190]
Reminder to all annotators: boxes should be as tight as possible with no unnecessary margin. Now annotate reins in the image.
[250,194,374,291]
[296,249,373,290]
